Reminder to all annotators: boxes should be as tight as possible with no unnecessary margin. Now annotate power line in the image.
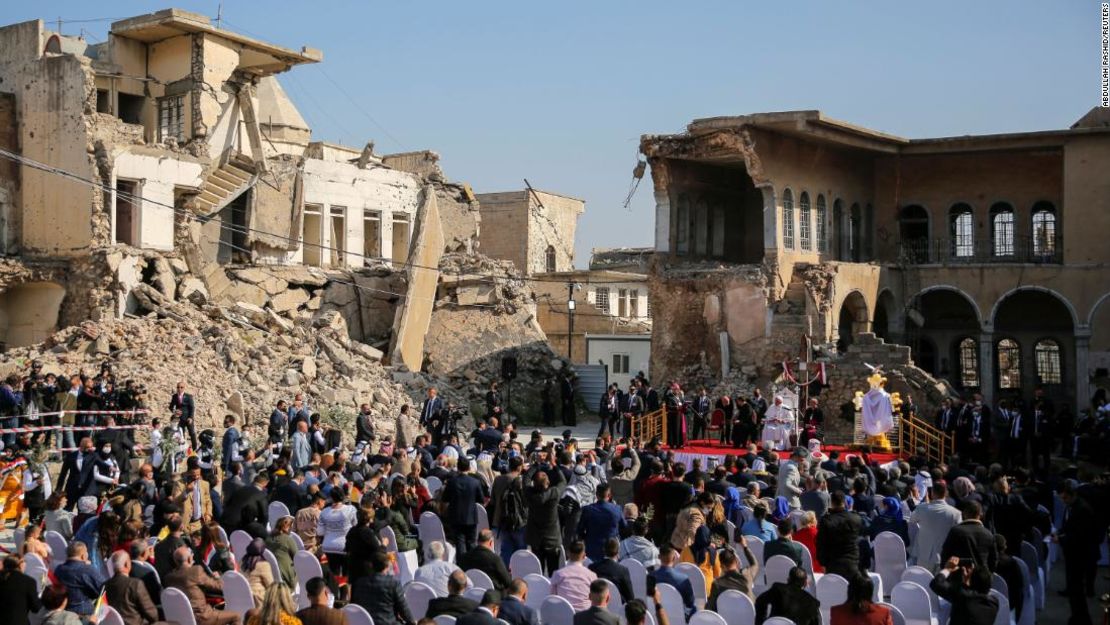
[314,65,406,152]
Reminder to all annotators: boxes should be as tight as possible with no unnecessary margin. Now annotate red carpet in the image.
[669,438,901,465]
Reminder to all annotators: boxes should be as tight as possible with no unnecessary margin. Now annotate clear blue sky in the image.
[6,2,1102,266]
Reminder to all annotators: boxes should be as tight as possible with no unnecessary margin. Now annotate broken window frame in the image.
[1035,339,1062,385]
[991,203,1015,257]
[363,209,382,265]
[782,188,795,250]
[329,206,347,267]
[958,336,979,388]
[302,204,324,267]
[545,245,557,272]
[630,289,640,317]
[675,194,690,256]
[949,204,975,259]
[1031,203,1057,259]
[997,338,1022,389]
[816,194,828,253]
[618,289,628,317]
[114,178,140,247]
[595,287,610,313]
[158,94,186,144]
[392,212,412,265]
[799,191,812,251]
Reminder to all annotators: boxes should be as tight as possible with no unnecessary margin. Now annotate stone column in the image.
[979,332,995,407]
[1076,330,1091,413]
[649,158,671,253]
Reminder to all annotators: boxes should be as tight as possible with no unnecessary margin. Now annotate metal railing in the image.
[629,408,667,446]
[898,235,1062,265]
[898,416,955,466]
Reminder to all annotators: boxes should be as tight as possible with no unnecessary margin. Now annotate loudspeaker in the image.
[501,355,518,381]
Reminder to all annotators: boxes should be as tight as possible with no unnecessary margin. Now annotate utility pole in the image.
[567,282,576,363]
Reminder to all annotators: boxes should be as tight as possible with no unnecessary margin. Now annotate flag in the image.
[816,362,827,385]
[93,591,109,622]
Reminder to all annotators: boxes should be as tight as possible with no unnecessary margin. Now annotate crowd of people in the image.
[0,362,1106,625]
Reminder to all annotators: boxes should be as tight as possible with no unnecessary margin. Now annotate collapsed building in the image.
[0,9,567,429]
[641,109,1110,443]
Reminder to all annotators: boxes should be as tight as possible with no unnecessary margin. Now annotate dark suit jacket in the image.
[0,570,42,625]
[130,567,163,612]
[105,572,160,625]
[427,595,479,619]
[457,608,500,625]
[754,582,821,625]
[651,567,695,617]
[58,450,97,500]
[442,474,484,526]
[940,521,998,573]
[457,546,511,590]
[497,596,539,625]
[930,570,999,625]
[588,558,634,604]
[573,607,619,625]
[169,393,195,420]
[296,605,349,625]
[221,484,269,537]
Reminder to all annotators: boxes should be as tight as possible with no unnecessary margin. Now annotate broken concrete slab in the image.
[389,184,445,371]
[226,280,269,308]
[177,277,209,305]
[269,288,310,313]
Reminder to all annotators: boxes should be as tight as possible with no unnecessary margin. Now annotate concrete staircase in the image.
[191,153,257,217]
[771,276,811,334]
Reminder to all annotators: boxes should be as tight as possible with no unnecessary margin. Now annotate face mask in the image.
[101,447,112,458]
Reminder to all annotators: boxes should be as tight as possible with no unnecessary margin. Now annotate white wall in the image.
[586,335,652,390]
[113,150,204,251]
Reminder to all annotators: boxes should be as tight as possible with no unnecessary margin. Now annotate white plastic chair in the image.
[464,587,487,603]
[161,587,198,625]
[764,554,796,586]
[874,532,908,598]
[901,567,946,624]
[404,581,438,621]
[343,603,376,625]
[764,618,797,625]
[602,577,623,609]
[397,549,419,585]
[688,611,727,625]
[13,528,25,552]
[817,573,849,625]
[44,531,67,572]
[991,574,1009,601]
[656,582,688,625]
[523,573,551,611]
[466,568,496,590]
[890,581,937,625]
[263,549,283,585]
[290,532,304,551]
[989,589,1011,625]
[433,617,455,625]
[1019,541,1044,610]
[419,512,448,550]
[100,606,124,625]
[724,520,737,543]
[381,526,399,554]
[230,529,253,563]
[222,570,256,615]
[1014,557,1036,625]
[621,557,648,599]
[24,560,48,593]
[745,535,765,564]
[425,476,443,497]
[510,549,543,578]
[868,572,884,603]
[294,550,325,609]
[476,503,491,535]
[879,602,907,625]
[132,559,161,585]
[268,501,291,524]
[540,595,575,625]
[675,562,707,609]
[716,589,756,625]
[23,552,46,572]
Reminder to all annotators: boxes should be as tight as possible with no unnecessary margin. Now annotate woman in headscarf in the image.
[267,516,299,588]
[243,537,275,606]
[868,496,909,544]
[672,491,722,592]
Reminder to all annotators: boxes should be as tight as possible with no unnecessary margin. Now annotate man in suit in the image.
[428,570,478,619]
[105,552,163,625]
[909,482,963,571]
[651,546,695,620]
[597,386,615,440]
[457,590,502,625]
[221,473,270,538]
[56,436,97,510]
[525,458,568,575]
[421,388,444,428]
[1029,401,1055,472]
[588,538,634,604]
[574,580,620,625]
[498,579,540,625]
[930,558,999,625]
[776,447,806,511]
[0,554,42,625]
[578,483,625,562]
[817,491,862,581]
[458,530,512,591]
[177,465,212,534]
[153,515,188,580]
[963,397,991,464]
[169,381,197,448]
[1058,482,1100,625]
[941,500,998,574]
[763,518,806,566]
[707,538,760,608]
[296,577,348,625]
[53,541,106,618]
[485,382,502,420]
[164,546,239,625]
[753,566,820,625]
[221,415,242,473]
[222,462,246,504]
[291,421,312,471]
[935,398,958,434]
[442,456,484,556]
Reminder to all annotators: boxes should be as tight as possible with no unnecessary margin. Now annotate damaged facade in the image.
[0,9,563,426]
[642,109,1110,439]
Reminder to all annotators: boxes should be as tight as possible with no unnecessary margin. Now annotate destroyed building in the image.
[641,109,1110,441]
[0,9,564,428]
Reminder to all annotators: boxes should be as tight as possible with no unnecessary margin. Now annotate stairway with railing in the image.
[629,408,667,446]
[898,415,955,465]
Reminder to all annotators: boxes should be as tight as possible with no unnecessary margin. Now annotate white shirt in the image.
[317,504,357,553]
[413,559,460,596]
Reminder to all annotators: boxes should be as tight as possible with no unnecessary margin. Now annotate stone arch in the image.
[912,285,984,327]
[873,289,899,343]
[989,286,1079,330]
[0,282,66,350]
[992,287,1076,404]
[836,290,870,353]
[906,286,982,390]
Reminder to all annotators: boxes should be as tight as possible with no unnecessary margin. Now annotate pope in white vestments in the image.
[761,396,794,450]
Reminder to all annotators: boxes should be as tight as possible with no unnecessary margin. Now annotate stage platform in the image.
[667,438,901,466]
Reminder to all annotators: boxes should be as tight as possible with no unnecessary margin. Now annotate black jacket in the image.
[345,525,385,584]
[351,572,413,625]
[941,521,998,573]
[457,546,511,591]
[816,509,862,580]
[573,607,620,625]
[930,570,999,625]
[272,481,309,516]
[589,558,634,604]
[0,571,42,625]
[753,582,821,625]
[442,474,484,526]
[221,484,269,538]
[427,595,479,619]
[58,449,97,501]
[497,596,539,625]
[458,608,501,625]
[169,393,195,420]
[524,466,567,551]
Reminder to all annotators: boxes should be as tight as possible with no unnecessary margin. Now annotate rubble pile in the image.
[670,353,759,400]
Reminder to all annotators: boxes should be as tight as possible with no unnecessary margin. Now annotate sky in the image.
[5,2,1101,267]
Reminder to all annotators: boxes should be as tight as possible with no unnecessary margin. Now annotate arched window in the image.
[949,203,974,258]
[545,245,556,272]
[1035,339,1062,384]
[1032,201,1057,259]
[997,338,1022,389]
[899,205,930,262]
[816,194,828,253]
[782,188,795,249]
[799,192,812,251]
[958,337,979,388]
[991,202,1015,257]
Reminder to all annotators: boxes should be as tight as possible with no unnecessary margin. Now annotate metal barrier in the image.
[897,415,955,465]
[629,408,667,446]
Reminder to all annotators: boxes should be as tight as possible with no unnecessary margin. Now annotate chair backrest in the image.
[397,549,419,585]
[738,505,754,525]
[419,511,447,545]
[230,529,253,563]
[161,587,198,625]
[688,611,727,625]
[464,587,487,603]
[724,520,737,543]
[523,573,551,611]
[132,559,161,586]
[23,552,46,571]
[763,618,797,625]
[901,566,940,611]
[44,531,68,571]
[1019,542,1039,578]
[268,501,291,524]
[989,589,1010,625]
[890,581,933,622]
[342,603,376,625]
[991,573,1009,599]
[798,544,815,580]
[432,616,455,625]
[602,577,623,609]
[878,602,907,625]
[874,531,908,595]
[745,536,765,564]
[290,532,305,551]
[13,527,24,552]
[816,573,850,609]
[263,549,282,583]
[381,526,399,554]
[716,589,755,625]
[221,570,257,615]
[404,581,438,621]
[217,526,229,545]
[475,503,490,534]
[789,509,806,530]
[100,606,125,625]
[467,568,496,590]
[675,562,707,603]
[868,572,884,603]
[620,557,648,599]
[540,595,575,625]
[656,582,687,625]
[764,554,796,586]
[24,562,48,593]
[510,549,543,578]
[425,476,443,497]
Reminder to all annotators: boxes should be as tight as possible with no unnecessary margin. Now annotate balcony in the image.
[898,235,1062,265]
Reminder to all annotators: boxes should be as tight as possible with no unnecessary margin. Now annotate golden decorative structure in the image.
[630,408,667,446]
